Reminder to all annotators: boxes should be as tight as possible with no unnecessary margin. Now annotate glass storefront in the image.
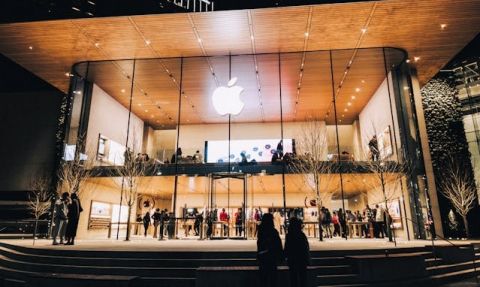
[64,47,430,241]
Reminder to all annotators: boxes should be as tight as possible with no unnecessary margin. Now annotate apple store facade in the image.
[62,47,434,241]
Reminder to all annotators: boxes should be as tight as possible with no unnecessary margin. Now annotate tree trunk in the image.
[125,204,132,241]
[315,175,322,241]
[462,215,470,238]
[33,218,38,246]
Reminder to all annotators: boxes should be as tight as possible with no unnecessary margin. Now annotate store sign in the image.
[212,77,244,116]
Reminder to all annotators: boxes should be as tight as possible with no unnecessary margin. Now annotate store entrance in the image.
[207,172,248,240]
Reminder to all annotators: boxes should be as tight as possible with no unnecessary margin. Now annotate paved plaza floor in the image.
[2,237,478,252]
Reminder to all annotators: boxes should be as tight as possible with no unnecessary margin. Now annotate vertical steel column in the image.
[278,53,288,232]
[116,59,136,240]
[172,58,184,235]
[329,51,347,240]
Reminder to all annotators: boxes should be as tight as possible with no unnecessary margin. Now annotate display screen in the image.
[205,139,293,163]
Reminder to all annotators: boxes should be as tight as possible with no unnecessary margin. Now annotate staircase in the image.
[0,242,478,287]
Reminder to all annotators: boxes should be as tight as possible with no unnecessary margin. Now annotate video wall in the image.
[205,139,293,163]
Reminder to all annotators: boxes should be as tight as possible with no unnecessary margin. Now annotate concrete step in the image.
[0,254,197,278]
[427,260,480,276]
[317,274,359,286]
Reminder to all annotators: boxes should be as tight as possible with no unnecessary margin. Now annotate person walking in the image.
[322,208,332,239]
[285,217,310,287]
[257,213,283,287]
[235,208,243,237]
[142,211,151,237]
[65,193,83,245]
[332,211,340,237]
[152,208,161,238]
[52,192,69,245]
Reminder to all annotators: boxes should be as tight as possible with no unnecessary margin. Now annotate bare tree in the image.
[440,160,476,238]
[289,118,336,241]
[28,176,52,245]
[110,144,149,241]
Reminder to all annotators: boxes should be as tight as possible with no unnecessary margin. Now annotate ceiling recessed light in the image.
[304,32,309,37]
[94,42,100,48]
[138,103,142,106]
[250,35,254,40]
[361,80,365,84]
[414,56,420,62]
[406,59,411,63]
[145,40,151,45]
[341,114,345,118]
[351,95,356,100]
[355,88,360,92]
[344,108,348,112]
[440,24,447,30]
[197,38,202,43]
[347,102,352,106]
[121,89,125,93]
[28,46,33,50]
[145,109,148,112]
[361,28,367,34]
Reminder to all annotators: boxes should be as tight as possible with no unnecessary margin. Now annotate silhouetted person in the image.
[167,212,176,239]
[257,213,283,287]
[194,211,203,236]
[152,208,161,238]
[65,193,83,245]
[368,135,379,161]
[285,217,310,287]
[52,192,69,245]
[277,140,284,159]
[159,209,168,240]
[143,212,151,237]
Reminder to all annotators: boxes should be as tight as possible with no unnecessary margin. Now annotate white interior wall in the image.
[86,84,144,160]
[358,73,400,160]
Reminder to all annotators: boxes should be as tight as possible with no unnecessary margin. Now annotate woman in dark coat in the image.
[285,217,310,287]
[257,213,283,287]
[65,193,83,245]
[143,211,151,237]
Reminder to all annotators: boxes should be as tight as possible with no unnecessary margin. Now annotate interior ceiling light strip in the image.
[129,17,202,125]
[248,10,265,122]
[294,6,313,121]
[324,2,377,122]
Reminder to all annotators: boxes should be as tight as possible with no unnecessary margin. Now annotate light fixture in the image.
[347,102,352,106]
[440,24,447,30]
[145,109,148,112]
[197,38,202,43]
[250,35,254,40]
[361,80,365,84]
[406,59,411,63]
[355,88,360,92]
[341,114,345,118]
[344,108,348,112]
[94,42,100,48]
[414,56,420,62]
[361,28,367,34]
[28,46,33,50]
[138,103,142,106]
[351,95,356,100]
[121,89,126,93]
[304,32,309,37]
[145,40,151,45]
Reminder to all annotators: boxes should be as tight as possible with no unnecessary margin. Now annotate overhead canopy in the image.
[0,0,478,99]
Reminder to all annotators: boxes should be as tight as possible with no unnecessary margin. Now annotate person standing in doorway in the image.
[235,208,244,236]
[257,213,283,287]
[52,192,69,245]
[143,211,151,237]
[285,217,310,287]
[159,209,168,240]
[219,208,229,237]
[152,208,161,238]
[65,193,83,245]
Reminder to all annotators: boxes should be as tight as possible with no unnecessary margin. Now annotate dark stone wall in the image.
[421,77,479,237]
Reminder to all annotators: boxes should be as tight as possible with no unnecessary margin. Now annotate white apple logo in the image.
[212,77,245,116]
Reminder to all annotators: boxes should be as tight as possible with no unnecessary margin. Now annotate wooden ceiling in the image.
[0,0,478,126]
[87,173,402,200]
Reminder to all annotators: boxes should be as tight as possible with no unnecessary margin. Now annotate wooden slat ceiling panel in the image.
[191,10,252,56]
[130,14,202,58]
[251,6,311,53]
[0,1,478,127]
[88,173,400,199]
